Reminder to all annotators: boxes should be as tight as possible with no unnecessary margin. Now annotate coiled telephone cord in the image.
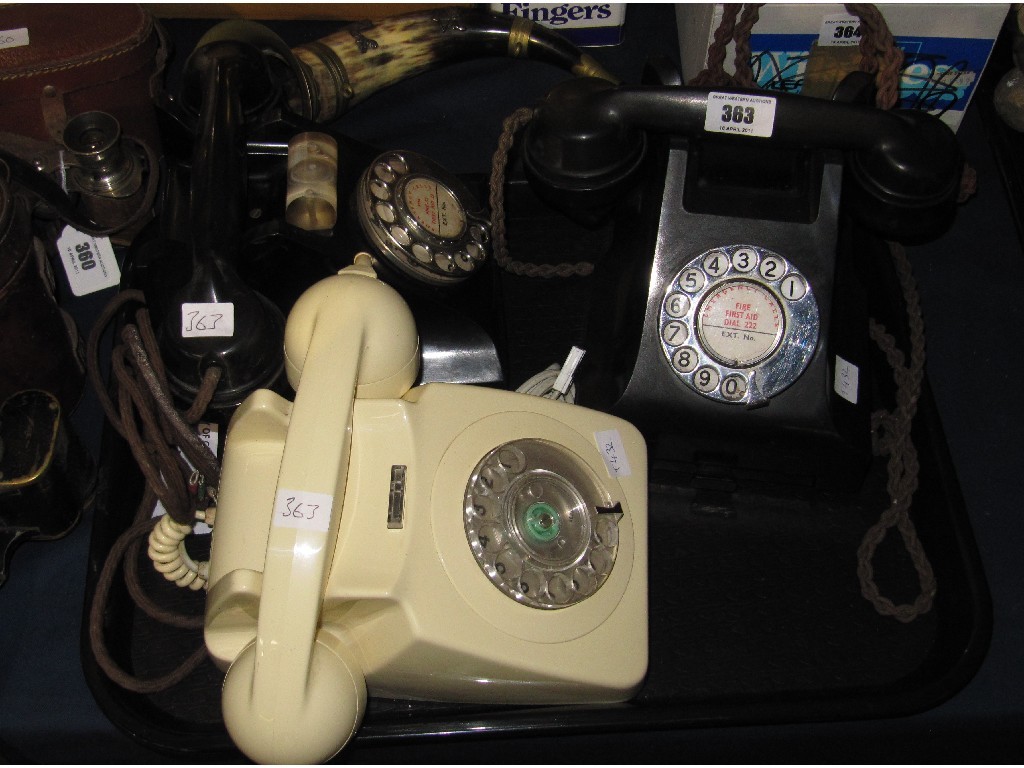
[85,289,221,693]
[148,511,210,590]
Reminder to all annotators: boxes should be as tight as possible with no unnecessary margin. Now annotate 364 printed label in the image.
[819,15,862,47]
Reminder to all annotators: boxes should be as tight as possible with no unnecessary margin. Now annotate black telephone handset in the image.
[516,77,961,489]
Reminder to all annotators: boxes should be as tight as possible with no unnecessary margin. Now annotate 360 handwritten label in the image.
[181,302,235,338]
[0,28,29,50]
[594,429,632,478]
[705,92,777,138]
[273,489,334,533]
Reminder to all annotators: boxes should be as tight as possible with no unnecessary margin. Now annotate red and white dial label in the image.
[697,281,783,367]
[403,176,464,238]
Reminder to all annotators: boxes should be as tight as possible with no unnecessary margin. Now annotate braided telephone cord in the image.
[688,4,763,88]
[86,289,221,692]
[730,5,763,89]
[688,1,940,623]
[859,245,937,622]
[847,3,905,110]
[489,106,596,278]
[845,5,937,622]
[848,2,976,202]
[688,4,742,87]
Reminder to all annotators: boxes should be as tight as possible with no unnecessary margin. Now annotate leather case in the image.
[0,3,163,150]
[0,173,85,413]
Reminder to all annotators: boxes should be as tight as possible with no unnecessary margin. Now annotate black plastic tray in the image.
[80,235,991,763]
[78,8,992,757]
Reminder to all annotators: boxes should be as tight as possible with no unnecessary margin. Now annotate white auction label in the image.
[594,429,632,478]
[56,225,120,296]
[834,355,860,404]
[819,15,863,47]
[273,489,334,532]
[0,28,29,50]
[181,302,235,338]
[705,92,777,138]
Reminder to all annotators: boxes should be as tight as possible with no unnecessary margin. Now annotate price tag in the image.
[0,28,29,50]
[56,225,120,296]
[834,355,860,404]
[181,302,234,338]
[819,15,863,47]
[705,92,777,138]
[273,489,334,533]
[594,429,632,478]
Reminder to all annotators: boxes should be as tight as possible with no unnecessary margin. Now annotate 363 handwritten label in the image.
[594,429,632,478]
[273,489,334,533]
[819,15,863,47]
[705,92,777,138]
[181,302,234,338]
[56,225,120,296]
[834,354,860,405]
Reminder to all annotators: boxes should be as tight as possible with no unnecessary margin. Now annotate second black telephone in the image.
[126,29,502,413]
[503,74,961,489]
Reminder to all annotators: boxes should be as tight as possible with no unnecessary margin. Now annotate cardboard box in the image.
[145,4,465,21]
[677,3,1010,131]
[491,3,627,47]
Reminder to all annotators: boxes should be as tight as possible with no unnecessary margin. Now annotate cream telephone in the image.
[203,254,648,763]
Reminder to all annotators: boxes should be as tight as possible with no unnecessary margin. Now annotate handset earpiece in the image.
[522,78,647,217]
[219,254,418,764]
[282,253,421,397]
[844,107,962,241]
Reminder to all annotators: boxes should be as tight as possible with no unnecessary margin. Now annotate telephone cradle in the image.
[203,257,648,763]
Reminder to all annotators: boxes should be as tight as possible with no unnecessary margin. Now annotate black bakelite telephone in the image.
[121,8,628,412]
[505,73,961,489]
[127,25,500,411]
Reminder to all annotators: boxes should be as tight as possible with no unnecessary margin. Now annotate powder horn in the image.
[290,7,620,122]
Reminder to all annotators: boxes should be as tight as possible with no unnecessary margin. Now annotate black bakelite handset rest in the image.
[522,78,963,240]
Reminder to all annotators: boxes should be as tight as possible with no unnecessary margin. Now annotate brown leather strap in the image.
[40,84,67,143]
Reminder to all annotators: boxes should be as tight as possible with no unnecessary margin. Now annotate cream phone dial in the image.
[203,254,648,763]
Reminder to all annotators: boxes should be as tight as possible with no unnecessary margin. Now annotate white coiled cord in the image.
[516,346,586,404]
[147,514,210,591]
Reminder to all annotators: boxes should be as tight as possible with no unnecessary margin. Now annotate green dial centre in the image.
[524,501,560,542]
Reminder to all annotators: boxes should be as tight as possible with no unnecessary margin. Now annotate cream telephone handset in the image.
[204,255,648,763]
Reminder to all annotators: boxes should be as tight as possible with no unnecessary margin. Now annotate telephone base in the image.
[203,377,648,761]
